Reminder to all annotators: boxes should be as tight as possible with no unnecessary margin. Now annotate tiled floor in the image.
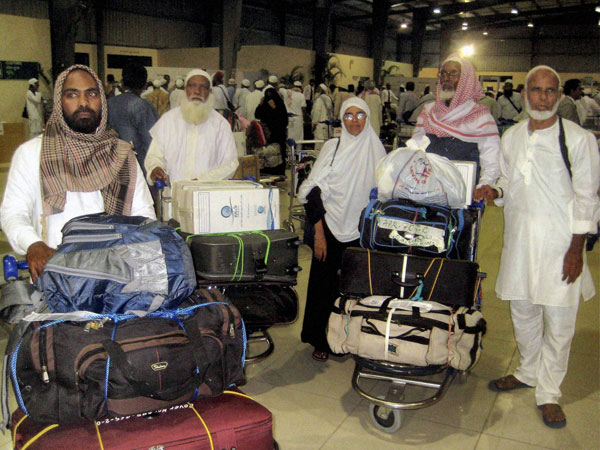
[0,187,598,449]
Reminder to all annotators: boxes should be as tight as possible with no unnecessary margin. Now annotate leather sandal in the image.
[488,375,532,392]
[312,350,329,362]
[538,404,567,428]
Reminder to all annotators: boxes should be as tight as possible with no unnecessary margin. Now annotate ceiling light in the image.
[511,8,518,14]
[527,22,534,27]
[400,23,408,29]
[391,2,403,7]
[595,6,600,12]
[460,45,474,57]
[433,7,441,13]
[462,21,468,26]
[462,26,468,30]
[483,31,488,35]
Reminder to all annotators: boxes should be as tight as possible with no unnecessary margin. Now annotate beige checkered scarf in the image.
[41,65,137,216]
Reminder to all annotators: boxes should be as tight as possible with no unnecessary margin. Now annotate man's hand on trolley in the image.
[26,241,55,283]
[150,167,169,186]
[473,185,499,204]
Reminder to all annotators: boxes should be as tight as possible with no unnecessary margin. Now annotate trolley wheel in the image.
[282,219,295,233]
[369,396,403,433]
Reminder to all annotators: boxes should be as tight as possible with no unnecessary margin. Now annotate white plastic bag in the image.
[376,147,466,208]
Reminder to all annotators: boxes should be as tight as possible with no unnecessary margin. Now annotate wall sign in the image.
[0,61,41,80]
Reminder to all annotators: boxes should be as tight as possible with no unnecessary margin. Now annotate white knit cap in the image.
[228,78,236,86]
[293,81,302,87]
[242,79,250,87]
[268,75,278,83]
[255,80,265,88]
[28,78,38,85]
[175,78,184,88]
[319,83,328,93]
[152,79,163,88]
[184,69,212,87]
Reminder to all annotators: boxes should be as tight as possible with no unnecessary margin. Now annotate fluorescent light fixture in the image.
[460,45,474,57]
[462,25,468,30]
[527,22,534,27]
[595,6,600,12]
[511,8,518,14]
[462,21,468,26]
[400,22,408,29]
[433,7,441,13]
[391,2,403,7]
[483,31,488,35]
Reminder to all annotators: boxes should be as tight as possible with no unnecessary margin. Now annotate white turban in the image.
[319,83,328,94]
[228,78,236,86]
[175,78,184,88]
[28,78,38,85]
[242,79,250,87]
[153,78,166,88]
[184,69,212,87]
[255,80,265,89]
[268,75,278,84]
[293,81,302,87]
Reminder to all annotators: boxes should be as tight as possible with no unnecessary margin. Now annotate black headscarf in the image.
[255,88,289,146]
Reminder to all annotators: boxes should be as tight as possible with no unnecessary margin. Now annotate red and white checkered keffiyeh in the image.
[416,55,498,142]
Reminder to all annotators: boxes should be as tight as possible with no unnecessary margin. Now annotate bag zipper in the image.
[39,327,49,384]
[62,222,116,234]
[44,263,131,284]
[61,233,123,244]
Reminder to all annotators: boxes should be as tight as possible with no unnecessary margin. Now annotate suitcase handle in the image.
[390,271,423,289]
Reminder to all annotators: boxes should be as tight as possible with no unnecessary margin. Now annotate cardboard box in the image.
[233,155,260,181]
[175,187,280,234]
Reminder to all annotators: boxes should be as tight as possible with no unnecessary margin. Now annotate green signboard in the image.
[0,61,41,80]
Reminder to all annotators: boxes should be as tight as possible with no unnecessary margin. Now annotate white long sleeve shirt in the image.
[0,137,156,254]
[145,108,238,184]
[494,119,599,306]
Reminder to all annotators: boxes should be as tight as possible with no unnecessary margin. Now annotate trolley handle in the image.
[390,271,423,289]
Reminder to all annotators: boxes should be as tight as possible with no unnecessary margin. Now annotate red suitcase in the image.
[12,389,275,450]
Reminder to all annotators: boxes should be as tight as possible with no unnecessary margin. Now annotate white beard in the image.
[180,94,215,125]
[524,96,559,121]
[438,89,455,101]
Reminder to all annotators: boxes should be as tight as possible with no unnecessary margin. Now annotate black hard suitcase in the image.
[184,230,302,284]
[339,247,480,307]
[216,282,299,330]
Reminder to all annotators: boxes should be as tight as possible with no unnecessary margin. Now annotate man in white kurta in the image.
[311,84,333,150]
[480,65,599,429]
[26,78,45,137]
[362,81,383,136]
[169,78,185,110]
[234,79,251,118]
[145,69,238,185]
[1,65,155,281]
[497,81,523,121]
[285,81,307,144]
[245,80,265,122]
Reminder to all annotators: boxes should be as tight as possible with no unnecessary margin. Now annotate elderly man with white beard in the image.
[411,55,500,199]
[479,65,599,429]
[145,69,238,185]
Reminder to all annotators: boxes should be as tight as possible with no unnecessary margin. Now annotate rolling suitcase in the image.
[12,389,276,450]
[185,230,302,284]
[339,247,480,307]
[216,282,299,330]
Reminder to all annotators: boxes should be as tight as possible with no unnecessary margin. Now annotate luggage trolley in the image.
[350,202,486,433]
[282,139,325,233]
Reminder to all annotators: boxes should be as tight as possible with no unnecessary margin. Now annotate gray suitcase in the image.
[186,230,302,284]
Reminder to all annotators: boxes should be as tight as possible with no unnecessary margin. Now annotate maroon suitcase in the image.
[12,389,275,450]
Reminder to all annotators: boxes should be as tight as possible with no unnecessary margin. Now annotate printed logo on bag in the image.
[257,206,265,214]
[409,156,432,185]
[221,206,233,218]
[151,361,169,371]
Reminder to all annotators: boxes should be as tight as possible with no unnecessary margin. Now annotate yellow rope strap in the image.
[14,415,59,450]
[188,402,214,450]
[367,250,373,295]
[223,390,253,400]
[94,421,105,450]
[425,258,446,302]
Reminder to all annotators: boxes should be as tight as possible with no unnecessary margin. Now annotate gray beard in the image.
[524,96,559,121]
[180,94,215,125]
[439,89,455,101]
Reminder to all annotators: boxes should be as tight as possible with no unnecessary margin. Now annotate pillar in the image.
[48,0,79,80]
[313,0,333,85]
[95,0,105,83]
[410,8,430,77]
[371,0,391,85]
[220,0,242,79]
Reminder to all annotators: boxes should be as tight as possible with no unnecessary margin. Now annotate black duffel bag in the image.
[6,289,244,425]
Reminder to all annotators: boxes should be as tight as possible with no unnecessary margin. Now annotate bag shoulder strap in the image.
[505,94,522,113]
[558,117,572,180]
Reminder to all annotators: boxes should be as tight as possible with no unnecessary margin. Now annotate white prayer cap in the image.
[184,69,212,87]
[228,78,236,86]
[319,83,328,93]
[293,81,302,87]
[175,78,184,88]
[504,79,514,85]
[152,79,163,88]
[242,79,250,87]
[255,80,265,88]
[268,75,278,84]
[28,78,38,85]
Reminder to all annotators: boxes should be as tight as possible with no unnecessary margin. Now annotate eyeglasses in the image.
[343,112,367,121]
[438,70,460,80]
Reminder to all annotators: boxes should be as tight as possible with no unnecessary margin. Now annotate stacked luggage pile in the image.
[0,211,279,448]
[326,148,487,433]
[167,179,302,362]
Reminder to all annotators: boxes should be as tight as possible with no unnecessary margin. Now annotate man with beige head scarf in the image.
[1,65,155,281]
[145,69,238,186]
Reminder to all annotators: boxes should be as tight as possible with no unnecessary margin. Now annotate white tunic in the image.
[364,94,383,136]
[245,90,264,122]
[498,93,523,120]
[213,85,230,110]
[145,108,238,184]
[495,119,599,306]
[169,89,185,110]
[285,90,306,143]
[26,90,44,136]
[0,137,156,253]
[236,88,250,118]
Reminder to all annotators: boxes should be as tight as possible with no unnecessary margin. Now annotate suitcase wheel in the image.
[369,395,403,433]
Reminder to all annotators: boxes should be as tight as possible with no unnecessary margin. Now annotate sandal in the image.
[538,404,567,429]
[488,375,532,392]
[312,350,329,362]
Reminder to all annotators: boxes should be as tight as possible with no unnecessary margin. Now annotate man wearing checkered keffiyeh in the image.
[0,65,156,282]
